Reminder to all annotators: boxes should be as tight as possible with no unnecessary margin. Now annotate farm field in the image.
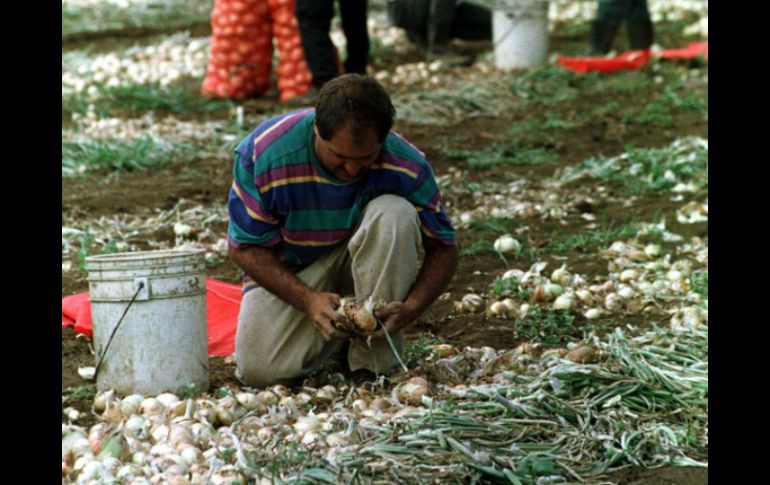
[62,1,708,483]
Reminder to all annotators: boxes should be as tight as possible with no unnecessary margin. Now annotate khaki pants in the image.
[235,195,422,388]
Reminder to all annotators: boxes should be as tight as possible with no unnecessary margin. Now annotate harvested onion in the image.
[336,296,379,332]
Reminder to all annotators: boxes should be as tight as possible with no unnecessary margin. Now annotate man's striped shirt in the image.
[227,108,456,292]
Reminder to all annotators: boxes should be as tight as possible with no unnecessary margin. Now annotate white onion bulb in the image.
[575,289,593,304]
[550,264,571,285]
[235,392,260,410]
[605,293,623,311]
[553,293,574,310]
[156,393,180,408]
[396,377,430,406]
[140,398,165,416]
[502,269,524,280]
[584,308,602,319]
[494,235,521,254]
[619,269,638,282]
[120,395,144,416]
[644,244,662,257]
[455,293,485,314]
[293,415,321,435]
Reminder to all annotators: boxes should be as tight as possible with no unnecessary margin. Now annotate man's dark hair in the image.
[315,74,396,144]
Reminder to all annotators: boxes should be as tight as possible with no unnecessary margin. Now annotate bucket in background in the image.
[493,0,550,70]
[86,249,209,396]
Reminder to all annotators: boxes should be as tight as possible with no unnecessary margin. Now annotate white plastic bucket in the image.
[493,0,550,70]
[86,249,209,396]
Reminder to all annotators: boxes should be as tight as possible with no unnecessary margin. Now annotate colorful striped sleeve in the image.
[408,181,457,246]
[227,154,281,249]
[385,133,457,246]
[409,171,457,246]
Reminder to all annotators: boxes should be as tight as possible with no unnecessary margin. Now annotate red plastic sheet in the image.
[557,41,708,73]
[558,49,651,73]
[62,278,242,357]
[657,41,708,61]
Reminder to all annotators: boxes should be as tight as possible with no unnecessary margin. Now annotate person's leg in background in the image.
[626,0,654,50]
[338,0,370,74]
[450,1,492,42]
[425,0,456,55]
[296,0,338,88]
[386,0,431,55]
[591,0,631,54]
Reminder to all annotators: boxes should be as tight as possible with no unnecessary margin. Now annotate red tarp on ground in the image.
[62,278,242,357]
[656,41,708,61]
[557,41,708,73]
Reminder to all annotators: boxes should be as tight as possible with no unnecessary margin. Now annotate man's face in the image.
[314,123,381,181]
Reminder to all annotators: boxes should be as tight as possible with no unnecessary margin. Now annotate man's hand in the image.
[303,291,354,341]
[360,240,457,341]
[229,246,354,342]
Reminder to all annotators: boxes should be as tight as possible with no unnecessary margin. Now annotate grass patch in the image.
[444,141,557,170]
[65,386,96,402]
[508,119,541,135]
[601,71,652,93]
[551,20,593,40]
[76,232,96,270]
[404,334,444,369]
[690,270,708,299]
[542,111,576,130]
[460,235,537,263]
[546,221,638,254]
[101,83,234,113]
[559,137,708,194]
[634,98,674,126]
[62,0,210,40]
[459,239,496,258]
[180,383,205,399]
[62,134,192,177]
[456,181,507,194]
[461,218,527,262]
[509,112,576,135]
[509,66,601,103]
[491,275,531,300]
[593,100,621,116]
[630,80,707,126]
[468,217,520,236]
[219,447,236,464]
[516,307,577,346]
[394,85,503,126]
[64,82,235,117]
[76,232,128,270]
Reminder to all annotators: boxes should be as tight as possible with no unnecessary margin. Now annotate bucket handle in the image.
[93,280,145,380]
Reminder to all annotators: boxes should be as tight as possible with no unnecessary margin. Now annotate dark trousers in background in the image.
[296,0,369,88]
[388,0,491,55]
[591,0,654,54]
[451,2,492,42]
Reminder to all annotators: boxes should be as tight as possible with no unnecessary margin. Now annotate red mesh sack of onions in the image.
[201,0,274,99]
[267,0,313,102]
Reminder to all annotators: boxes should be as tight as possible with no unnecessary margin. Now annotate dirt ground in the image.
[62,20,708,484]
